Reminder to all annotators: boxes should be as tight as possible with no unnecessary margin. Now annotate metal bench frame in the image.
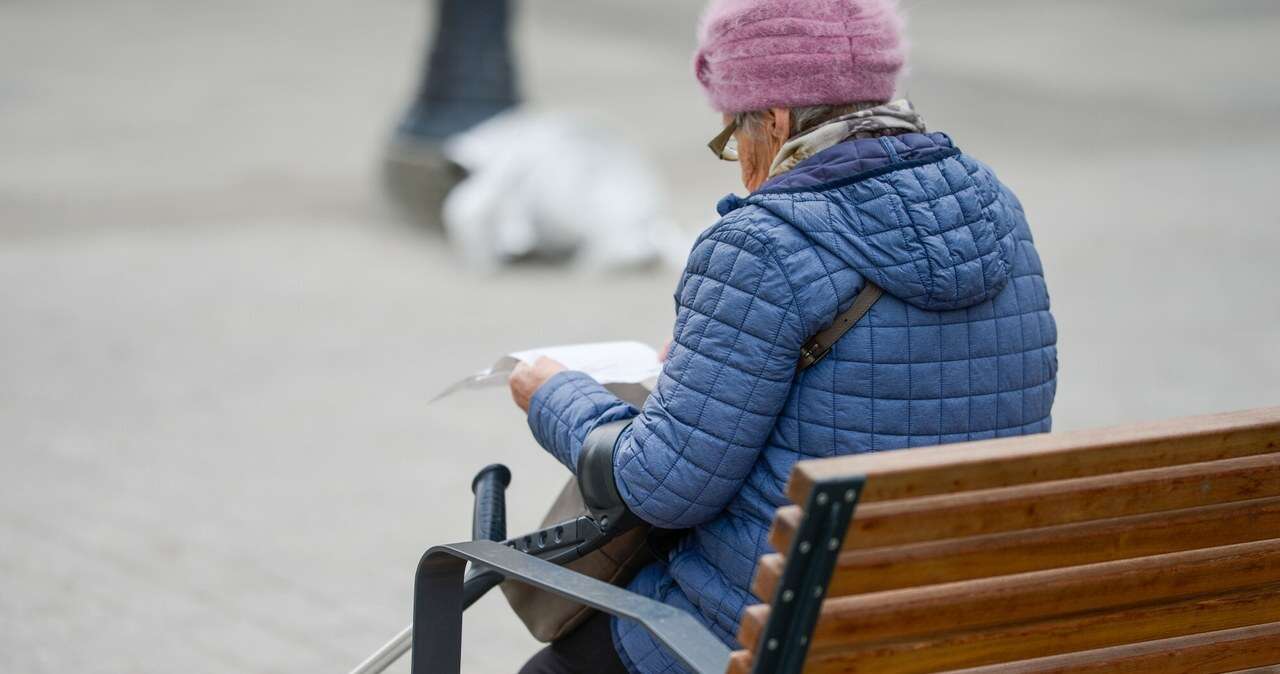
[410,474,864,674]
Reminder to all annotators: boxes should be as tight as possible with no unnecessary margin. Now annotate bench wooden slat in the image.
[738,538,1280,652]
[794,583,1280,674]
[785,453,1280,552]
[787,407,1280,505]
[755,496,1280,600]
[732,410,1280,674]
[944,620,1280,674]
[726,650,751,674]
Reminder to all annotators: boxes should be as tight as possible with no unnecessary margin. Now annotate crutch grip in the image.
[470,464,511,542]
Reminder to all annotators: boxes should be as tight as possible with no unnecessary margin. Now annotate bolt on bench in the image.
[411,407,1280,673]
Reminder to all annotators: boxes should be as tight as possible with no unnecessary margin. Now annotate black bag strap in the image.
[797,282,883,372]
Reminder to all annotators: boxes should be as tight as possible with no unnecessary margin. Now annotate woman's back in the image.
[580,132,1057,672]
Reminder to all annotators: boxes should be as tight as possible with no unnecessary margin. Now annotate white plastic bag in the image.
[442,110,685,270]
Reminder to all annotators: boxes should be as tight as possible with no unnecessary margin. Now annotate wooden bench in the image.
[411,406,1280,674]
[731,406,1280,673]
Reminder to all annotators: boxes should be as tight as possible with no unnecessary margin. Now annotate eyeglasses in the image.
[708,119,739,161]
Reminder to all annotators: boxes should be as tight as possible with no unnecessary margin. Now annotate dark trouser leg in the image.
[518,612,630,674]
[384,0,519,228]
[400,0,518,140]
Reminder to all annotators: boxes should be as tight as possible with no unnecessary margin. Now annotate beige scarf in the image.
[768,99,927,178]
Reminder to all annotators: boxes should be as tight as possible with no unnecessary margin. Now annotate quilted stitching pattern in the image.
[527,133,1057,674]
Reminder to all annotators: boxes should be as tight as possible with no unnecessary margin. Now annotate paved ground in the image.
[2,1,1278,672]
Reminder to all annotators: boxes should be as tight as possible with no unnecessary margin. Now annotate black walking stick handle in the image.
[470,464,511,542]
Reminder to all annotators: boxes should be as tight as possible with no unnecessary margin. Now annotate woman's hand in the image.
[509,357,568,413]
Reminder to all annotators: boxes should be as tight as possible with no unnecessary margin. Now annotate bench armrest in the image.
[413,540,732,674]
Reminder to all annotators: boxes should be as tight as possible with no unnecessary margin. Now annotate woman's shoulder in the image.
[697,198,815,268]
[678,202,839,335]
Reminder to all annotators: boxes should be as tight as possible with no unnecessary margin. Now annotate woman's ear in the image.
[768,108,792,144]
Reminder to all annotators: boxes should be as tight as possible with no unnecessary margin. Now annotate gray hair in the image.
[736,101,883,138]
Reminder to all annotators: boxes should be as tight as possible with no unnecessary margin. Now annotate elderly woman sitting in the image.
[509,0,1058,672]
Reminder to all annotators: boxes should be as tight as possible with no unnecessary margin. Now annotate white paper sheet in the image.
[433,341,661,407]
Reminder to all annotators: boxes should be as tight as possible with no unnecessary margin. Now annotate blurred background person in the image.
[383,0,683,270]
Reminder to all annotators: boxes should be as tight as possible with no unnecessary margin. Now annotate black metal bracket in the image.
[749,475,864,674]
[411,540,732,674]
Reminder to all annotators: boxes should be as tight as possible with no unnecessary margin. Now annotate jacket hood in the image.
[720,132,1016,312]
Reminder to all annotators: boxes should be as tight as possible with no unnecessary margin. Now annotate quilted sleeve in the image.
[527,224,807,529]
[527,370,640,471]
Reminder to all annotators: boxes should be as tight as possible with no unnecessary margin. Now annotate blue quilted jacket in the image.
[528,132,1057,674]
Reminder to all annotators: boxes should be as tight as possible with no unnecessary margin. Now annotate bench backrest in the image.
[729,407,1280,674]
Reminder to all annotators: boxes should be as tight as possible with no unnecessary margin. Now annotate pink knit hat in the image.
[694,0,907,114]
